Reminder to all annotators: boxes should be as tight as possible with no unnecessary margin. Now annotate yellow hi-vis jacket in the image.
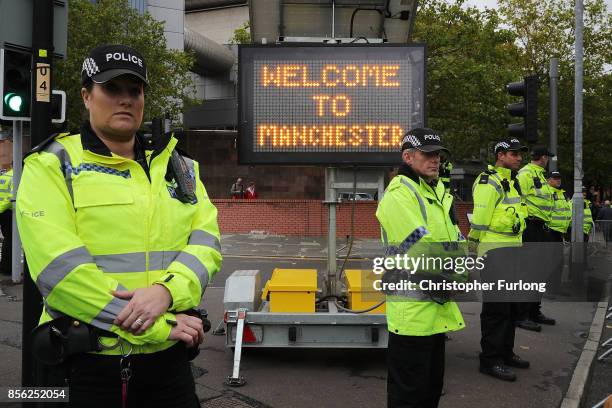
[468,165,527,255]
[582,199,593,234]
[547,187,571,234]
[16,131,222,355]
[376,166,465,337]
[568,199,594,235]
[0,168,13,213]
[517,163,554,222]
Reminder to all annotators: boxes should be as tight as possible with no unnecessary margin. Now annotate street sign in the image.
[0,0,68,58]
[238,44,426,165]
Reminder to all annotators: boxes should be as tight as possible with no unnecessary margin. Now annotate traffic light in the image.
[506,75,539,143]
[0,48,31,120]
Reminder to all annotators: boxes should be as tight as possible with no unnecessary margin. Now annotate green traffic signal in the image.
[1,49,31,119]
[4,92,23,112]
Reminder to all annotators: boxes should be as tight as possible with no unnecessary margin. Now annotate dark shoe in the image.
[479,364,517,382]
[531,313,556,325]
[515,319,542,332]
[504,354,530,369]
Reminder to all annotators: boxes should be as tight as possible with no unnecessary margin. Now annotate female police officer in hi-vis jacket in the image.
[16,44,222,407]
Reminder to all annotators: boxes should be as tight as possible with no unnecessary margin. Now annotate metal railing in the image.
[591,220,612,246]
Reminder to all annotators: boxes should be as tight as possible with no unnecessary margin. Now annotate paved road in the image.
[0,233,606,407]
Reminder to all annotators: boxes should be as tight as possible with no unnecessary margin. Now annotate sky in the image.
[464,0,612,10]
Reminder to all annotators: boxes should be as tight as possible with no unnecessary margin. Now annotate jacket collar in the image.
[80,120,162,159]
[398,163,443,199]
[489,164,518,180]
[398,163,420,184]
[528,162,546,173]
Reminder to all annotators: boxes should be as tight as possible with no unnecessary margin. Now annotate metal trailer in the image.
[222,269,387,386]
[222,168,388,386]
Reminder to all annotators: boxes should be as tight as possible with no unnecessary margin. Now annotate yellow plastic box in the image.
[261,269,318,313]
[344,269,386,314]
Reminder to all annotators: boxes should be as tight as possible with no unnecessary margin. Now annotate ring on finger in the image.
[134,318,144,327]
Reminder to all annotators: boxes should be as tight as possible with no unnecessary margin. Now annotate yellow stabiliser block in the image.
[261,269,318,313]
[344,269,386,314]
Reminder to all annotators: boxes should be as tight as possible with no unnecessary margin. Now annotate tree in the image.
[230,21,251,44]
[497,0,612,189]
[55,0,198,132]
[411,0,521,161]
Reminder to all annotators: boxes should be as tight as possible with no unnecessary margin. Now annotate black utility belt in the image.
[31,316,116,366]
[32,309,211,366]
[527,217,546,224]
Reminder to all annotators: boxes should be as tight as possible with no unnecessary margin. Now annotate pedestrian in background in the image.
[0,130,13,277]
[377,128,466,408]
[244,181,258,199]
[597,200,612,243]
[231,177,244,199]
[17,44,222,408]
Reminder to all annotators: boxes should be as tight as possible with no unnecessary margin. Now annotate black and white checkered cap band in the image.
[494,141,510,152]
[82,58,100,78]
[401,134,422,148]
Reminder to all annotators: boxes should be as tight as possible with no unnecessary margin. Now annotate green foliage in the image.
[497,0,612,187]
[412,0,520,161]
[230,21,251,44]
[55,0,198,132]
[414,0,611,188]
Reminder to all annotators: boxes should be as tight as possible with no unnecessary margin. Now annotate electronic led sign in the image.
[238,44,426,165]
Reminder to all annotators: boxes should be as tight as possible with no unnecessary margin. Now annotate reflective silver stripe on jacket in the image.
[188,229,221,253]
[551,216,570,221]
[489,173,522,206]
[36,246,94,297]
[173,251,210,289]
[42,140,74,202]
[149,251,180,271]
[90,284,130,331]
[470,223,519,236]
[94,253,146,273]
[525,198,554,212]
[399,178,428,223]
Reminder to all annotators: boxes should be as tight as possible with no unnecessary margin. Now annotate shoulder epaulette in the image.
[174,146,194,160]
[25,132,70,159]
[478,173,490,184]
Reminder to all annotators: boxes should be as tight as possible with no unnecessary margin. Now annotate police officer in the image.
[582,190,594,241]
[469,137,529,382]
[516,145,556,329]
[16,45,222,407]
[546,172,571,293]
[547,172,571,239]
[439,161,453,194]
[377,128,465,408]
[0,130,12,277]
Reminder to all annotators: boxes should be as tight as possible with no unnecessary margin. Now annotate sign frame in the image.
[238,43,427,166]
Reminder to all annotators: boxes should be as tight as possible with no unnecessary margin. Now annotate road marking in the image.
[222,254,371,261]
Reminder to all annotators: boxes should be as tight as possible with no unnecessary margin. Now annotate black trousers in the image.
[387,332,445,408]
[37,343,200,408]
[519,219,554,320]
[480,302,518,366]
[0,210,11,276]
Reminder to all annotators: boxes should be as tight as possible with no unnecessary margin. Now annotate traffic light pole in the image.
[22,0,54,390]
[11,120,22,284]
[549,58,558,172]
[570,0,585,282]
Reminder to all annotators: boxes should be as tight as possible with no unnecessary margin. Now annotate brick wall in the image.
[179,131,326,199]
[213,199,474,238]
